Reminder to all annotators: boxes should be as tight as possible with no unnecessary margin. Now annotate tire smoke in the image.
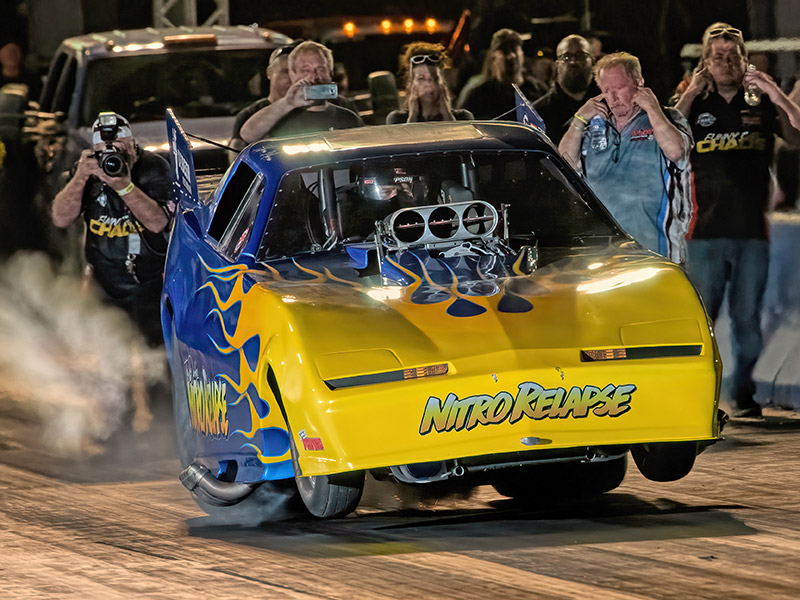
[0,252,165,455]
[194,482,299,526]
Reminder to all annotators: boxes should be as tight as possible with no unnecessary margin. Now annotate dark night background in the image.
[0,1,791,102]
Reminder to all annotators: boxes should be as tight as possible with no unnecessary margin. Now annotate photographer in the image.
[52,112,173,346]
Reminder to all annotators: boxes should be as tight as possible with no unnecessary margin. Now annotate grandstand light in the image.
[380,19,392,35]
[425,18,437,34]
[403,18,414,34]
[343,22,356,38]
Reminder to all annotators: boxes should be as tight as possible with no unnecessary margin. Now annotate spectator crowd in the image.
[3,20,800,420]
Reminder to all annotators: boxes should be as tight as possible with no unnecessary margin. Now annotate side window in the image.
[39,52,68,110]
[208,162,259,241]
[218,172,265,259]
[52,56,77,115]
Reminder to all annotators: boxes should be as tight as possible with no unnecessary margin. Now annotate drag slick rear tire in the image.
[289,429,365,518]
[631,441,697,482]
[492,455,627,500]
[295,470,365,518]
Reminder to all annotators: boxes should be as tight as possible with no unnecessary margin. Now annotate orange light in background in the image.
[537,50,544,57]
[380,19,391,35]
[464,43,470,53]
[343,22,356,38]
[403,18,414,34]
[425,18,437,34]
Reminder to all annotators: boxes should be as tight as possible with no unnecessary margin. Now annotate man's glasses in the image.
[410,54,442,66]
[707,26,743,39]
[556,51,592,63]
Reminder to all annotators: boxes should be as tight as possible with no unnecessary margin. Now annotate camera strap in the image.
[126,232,141,284]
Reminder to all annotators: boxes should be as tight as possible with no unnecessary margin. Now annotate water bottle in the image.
[589,115,607,150]
[744,64,761,107]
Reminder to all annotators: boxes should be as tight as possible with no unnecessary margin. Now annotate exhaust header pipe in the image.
[179,463,256,507]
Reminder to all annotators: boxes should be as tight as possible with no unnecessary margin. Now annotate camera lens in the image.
[101,153,127,178]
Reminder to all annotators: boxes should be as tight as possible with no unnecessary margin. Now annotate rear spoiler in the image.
[166,108,199,208]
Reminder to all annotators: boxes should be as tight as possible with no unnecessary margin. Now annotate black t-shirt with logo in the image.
[688,90,778,239]
[76,150,173,301]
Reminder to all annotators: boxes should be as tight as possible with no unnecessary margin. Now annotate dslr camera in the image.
[92,112,130,177]
[93,147,129,178]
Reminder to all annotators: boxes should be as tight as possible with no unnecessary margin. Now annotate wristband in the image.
[116,182,135,197]
[573,113,588,126]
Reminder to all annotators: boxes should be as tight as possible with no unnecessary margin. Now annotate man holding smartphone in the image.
[674,23,800,418]
[239,41,363,141]
[558,51,693,264]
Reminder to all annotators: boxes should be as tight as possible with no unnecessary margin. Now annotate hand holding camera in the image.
[285,79,338,108]
[92,145,129,177]
[303,83,337,101]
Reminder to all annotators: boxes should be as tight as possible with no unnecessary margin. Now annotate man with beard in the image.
[558,52,693,264]
[533,35,599,144]
[675,23,800,418]
[458,28,547,120]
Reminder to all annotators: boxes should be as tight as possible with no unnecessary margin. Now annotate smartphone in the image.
[303,83,338,101]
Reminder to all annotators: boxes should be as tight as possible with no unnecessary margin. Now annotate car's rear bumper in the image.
[290,351,720,476]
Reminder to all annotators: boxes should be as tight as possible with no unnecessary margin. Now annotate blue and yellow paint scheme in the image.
[162,117,721,485]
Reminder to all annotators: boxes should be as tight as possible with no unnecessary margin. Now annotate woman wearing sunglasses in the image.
[386,42,473,124]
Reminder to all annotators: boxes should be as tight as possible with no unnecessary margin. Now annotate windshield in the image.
[81,48,268,125]
[258,151,625,260]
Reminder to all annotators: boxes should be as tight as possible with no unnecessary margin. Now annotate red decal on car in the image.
[302,437,325,451]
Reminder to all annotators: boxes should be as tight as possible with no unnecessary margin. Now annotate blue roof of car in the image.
[242,121,554,171]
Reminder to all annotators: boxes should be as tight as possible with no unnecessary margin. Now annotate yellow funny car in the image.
[163,115,723,518]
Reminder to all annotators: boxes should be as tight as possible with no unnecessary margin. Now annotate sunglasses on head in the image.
[410,54,442,66]
[269,45,294,65]
[707,26,743,39]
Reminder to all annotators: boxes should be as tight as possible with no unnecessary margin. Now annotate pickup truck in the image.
[3,25,292,260]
